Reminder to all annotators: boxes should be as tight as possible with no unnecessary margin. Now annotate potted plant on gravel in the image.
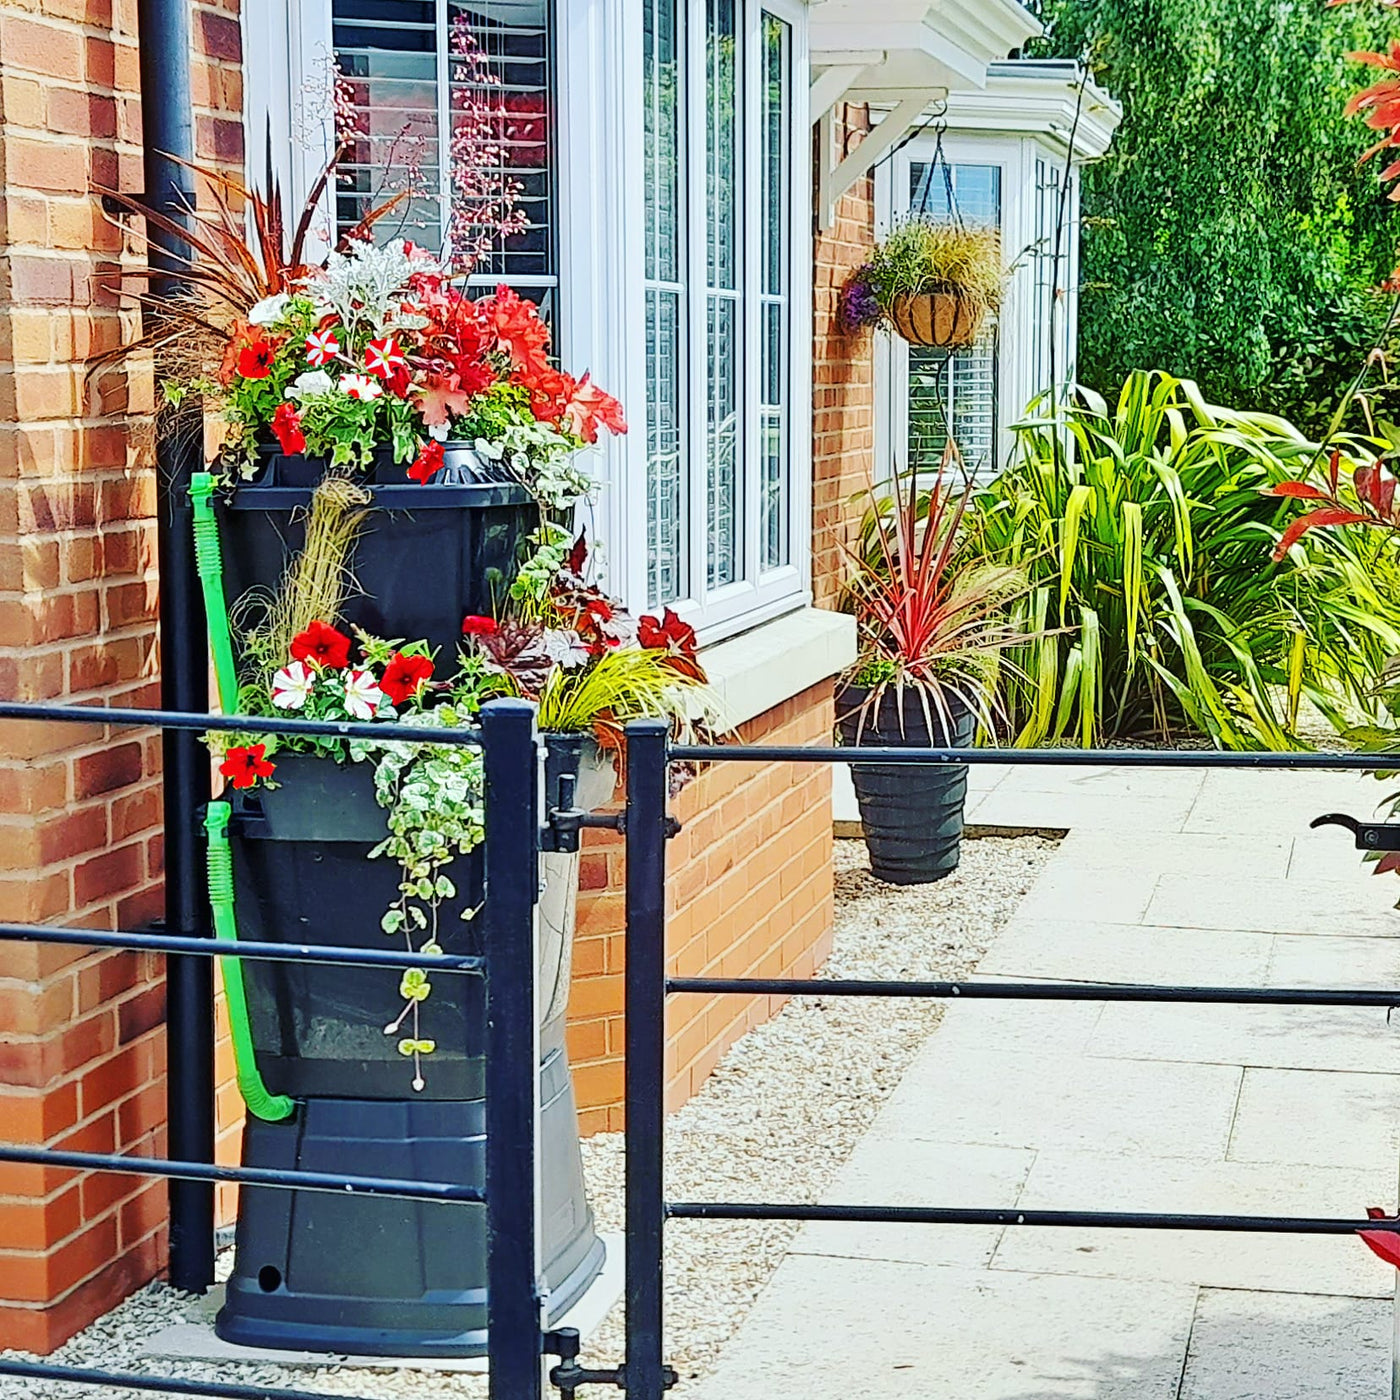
[205,519,708,1356]
[841,218,1006,348]
[836,461,1029,884]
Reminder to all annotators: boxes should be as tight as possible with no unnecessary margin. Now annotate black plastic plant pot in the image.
[836,683,975,885]
[216,741,611,1356]
[216,442,538,663]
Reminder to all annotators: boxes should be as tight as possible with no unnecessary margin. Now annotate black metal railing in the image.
[0,697,547,1400]
[613,722,1400,1400]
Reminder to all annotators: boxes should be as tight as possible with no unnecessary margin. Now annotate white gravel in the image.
[1,835,1054,1398]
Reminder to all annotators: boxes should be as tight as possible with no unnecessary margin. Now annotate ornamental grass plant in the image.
[963,370,1400,749]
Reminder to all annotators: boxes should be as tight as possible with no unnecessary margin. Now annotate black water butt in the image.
[836,683,975,884]
[217,444,538,663]
[215,744,611,1356]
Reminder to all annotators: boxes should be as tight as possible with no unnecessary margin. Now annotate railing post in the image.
[624,719,670,1400]
[482,699,545,1400]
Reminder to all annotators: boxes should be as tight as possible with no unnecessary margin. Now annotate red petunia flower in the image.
[407,440,445,484]
[461,615,500,638]
[364,336,407,380]
[380,651,434,705]
[220,743,275,790]
[290,620,352,670]
[236,331,278,380]
[304,328,341,366]
[271,402,306,455]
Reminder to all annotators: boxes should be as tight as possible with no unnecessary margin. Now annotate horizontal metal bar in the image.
[0,922,483,974]
[666,976,1400,1006]
[0,1357,387,1400]
[0,700,484,748]
[670,743,1398,771]
[0,1144,483,1204]
[665,1202,1400,1234]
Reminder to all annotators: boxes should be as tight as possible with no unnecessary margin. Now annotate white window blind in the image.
[906,160,1001,478]
[332,0,555,302]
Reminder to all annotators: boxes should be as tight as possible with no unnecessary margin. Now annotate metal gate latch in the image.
[1310,813,1400,851]
[546,774,681,853]
[545,1326,679,1396]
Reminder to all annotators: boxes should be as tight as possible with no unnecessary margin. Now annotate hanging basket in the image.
[888,289,985,349]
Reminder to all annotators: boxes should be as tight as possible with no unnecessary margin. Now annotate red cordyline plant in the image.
[841,459,1029,737]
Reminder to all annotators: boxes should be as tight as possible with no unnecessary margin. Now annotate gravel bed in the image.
[0,835,1054,1399]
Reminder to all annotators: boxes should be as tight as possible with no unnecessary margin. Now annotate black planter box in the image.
[217,742,611,1354]
[217,1033,604,1357]
[218,443,538,663]
[836,684,975,884]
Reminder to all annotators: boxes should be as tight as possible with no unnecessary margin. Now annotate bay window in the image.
[245,0,809,637]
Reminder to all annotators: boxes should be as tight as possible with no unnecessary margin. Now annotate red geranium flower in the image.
[236,331,278,380]
[407,440,445,484]
[461,615,500,638]
[380,651,434,705]
[220,743,275,790]
[271,402,306,455]
[290,620,352,669]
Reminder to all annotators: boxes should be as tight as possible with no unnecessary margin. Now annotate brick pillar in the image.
[0,0,244,1354]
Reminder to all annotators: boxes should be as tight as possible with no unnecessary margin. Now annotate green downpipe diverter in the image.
[205,802,295,1123]
[190,472,238,713]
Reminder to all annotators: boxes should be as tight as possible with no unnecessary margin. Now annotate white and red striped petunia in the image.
[364,336,407,380]
[304,328,341,366]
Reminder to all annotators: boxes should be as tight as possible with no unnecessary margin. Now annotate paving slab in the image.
[1287,828,1391,884]
[902,999,1107,1059]
[1266,932,1400,989]
[794,1140,1034,1269]
[876,1046,1241,1159]
[1178,1288,1391,1399]
[1052,829,1292,879]
[991,1151,1395,1296]
[1087,1001,1400,1074]
[966,788,1195,833]
[978,920,1273,987]
[1228,1066,1400,1170]
[690,1255,1196,1400]
[1183,769,1380,837]
[1009,864,1162,926]
[1144,872,1400,937]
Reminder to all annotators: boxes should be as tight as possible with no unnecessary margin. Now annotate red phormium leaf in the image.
[1271,508,1371,561]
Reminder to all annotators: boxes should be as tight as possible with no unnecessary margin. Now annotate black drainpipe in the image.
[136,0,216,1292]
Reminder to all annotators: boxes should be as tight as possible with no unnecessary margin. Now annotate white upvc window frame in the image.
[874,129,1079,481]
[242,0,811,645]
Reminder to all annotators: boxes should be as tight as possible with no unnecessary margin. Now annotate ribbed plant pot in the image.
[888,290,984,348]
[216,442,537,664]
[836,683,975,884]
[215,736,614,1358]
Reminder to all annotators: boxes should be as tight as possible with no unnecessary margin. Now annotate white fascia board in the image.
[940,68,1123,158]
[925,0,1042,66]
[812,19,985,95]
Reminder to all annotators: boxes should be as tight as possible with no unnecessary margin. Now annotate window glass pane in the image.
[644,0,686,605]
[760,13,789,571]
[705,0,740,589]
[906,161,1000,477]
[332,0,555,297]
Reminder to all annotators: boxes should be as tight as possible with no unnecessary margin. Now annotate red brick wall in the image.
[812,105,875,606]
[566,683,836,1132]
[0,0,243,1354]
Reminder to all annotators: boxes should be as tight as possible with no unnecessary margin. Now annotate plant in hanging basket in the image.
[845,219,1006,349]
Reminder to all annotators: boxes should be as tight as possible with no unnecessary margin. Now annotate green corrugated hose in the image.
[205,806,295,1123]
[190,472,238,713]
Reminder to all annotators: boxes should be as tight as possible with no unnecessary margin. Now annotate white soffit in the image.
[941,58,1123,158]
[809,0,1042,225]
